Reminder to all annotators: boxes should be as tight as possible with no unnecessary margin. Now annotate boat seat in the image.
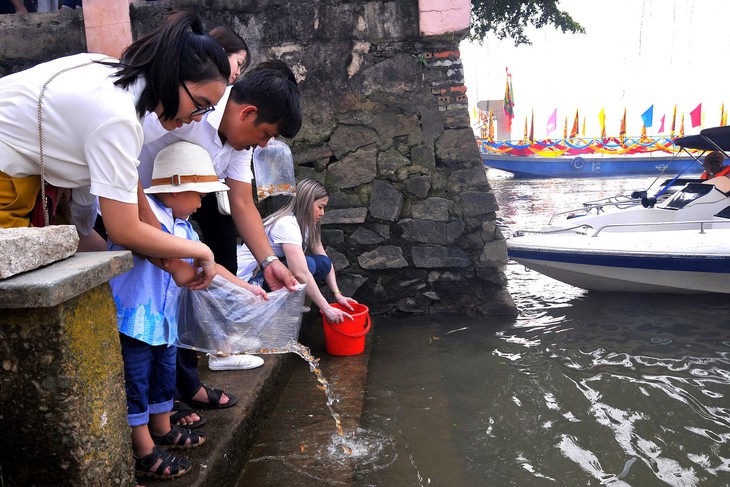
[702,176,730,195]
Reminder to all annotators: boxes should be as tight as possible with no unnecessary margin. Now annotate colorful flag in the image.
[523,116,528,141]
[598,108,606,138]
[641,105,654,128]
[659,114,665,133]
[570,109,579,138]
[690,103,702,128]
[546,109,557,137]
[721,103,726,126]
[503,68,515,136]
[619,108,627,142]
[488,109,494,141]
[529,110,534,141]
[670,104,677,137]
[680,113,685,137]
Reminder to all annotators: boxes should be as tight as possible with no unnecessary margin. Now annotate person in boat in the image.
[700,151,730,180]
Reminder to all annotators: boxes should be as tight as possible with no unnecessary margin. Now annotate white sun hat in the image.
[145,141,229,195]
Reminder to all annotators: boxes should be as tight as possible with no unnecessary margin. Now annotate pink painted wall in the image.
[418,0,471,36]
[82,0,133,58]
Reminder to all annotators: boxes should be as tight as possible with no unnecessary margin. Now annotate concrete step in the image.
[138,310,372,486]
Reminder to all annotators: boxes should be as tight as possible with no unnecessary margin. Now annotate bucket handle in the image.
[326,313,371,338]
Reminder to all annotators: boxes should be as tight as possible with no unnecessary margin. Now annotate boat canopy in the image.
[674,126,730,151]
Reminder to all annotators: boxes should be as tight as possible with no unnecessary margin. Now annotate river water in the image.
[239,172,730,486]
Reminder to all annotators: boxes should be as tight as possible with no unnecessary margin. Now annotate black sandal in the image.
[170,401,206,428]
[152,424,206,450]
[185,384,238,409]
[135,445,192,479]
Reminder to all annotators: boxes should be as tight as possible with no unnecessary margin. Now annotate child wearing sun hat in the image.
[108,141,267,480]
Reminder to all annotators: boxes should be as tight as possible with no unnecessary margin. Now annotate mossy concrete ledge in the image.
[0,251,136,486]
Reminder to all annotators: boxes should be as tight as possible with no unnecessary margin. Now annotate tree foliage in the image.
[471,0,585,45]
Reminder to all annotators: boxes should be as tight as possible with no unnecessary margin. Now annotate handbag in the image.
[216,191,231,215]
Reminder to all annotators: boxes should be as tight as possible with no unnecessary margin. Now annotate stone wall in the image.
[0,0,516,316]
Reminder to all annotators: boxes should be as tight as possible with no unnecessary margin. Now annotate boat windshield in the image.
[659,183,714,210]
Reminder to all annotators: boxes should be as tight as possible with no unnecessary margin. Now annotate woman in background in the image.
[238,178,357,324]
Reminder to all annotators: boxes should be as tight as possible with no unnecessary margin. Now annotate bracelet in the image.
[333,289,341,295]
[199,260,214,267]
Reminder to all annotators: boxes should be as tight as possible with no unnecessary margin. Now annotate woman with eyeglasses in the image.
[0,10,229,289]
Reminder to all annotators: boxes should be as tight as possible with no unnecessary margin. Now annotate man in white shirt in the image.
[138,61,303,412]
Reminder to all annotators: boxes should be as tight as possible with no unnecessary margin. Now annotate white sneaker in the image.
[208,354,264,371]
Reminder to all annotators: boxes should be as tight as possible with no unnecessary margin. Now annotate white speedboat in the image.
[507,126,730,294]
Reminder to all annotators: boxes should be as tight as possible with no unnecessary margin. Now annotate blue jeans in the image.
[250,254,332,290]
[306,254,332,282]
[119,333,176,427]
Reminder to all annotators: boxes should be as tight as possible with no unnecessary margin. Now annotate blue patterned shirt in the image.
[109,195,198,346]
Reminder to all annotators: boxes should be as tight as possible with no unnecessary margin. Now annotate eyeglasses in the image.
[181,81,215,118]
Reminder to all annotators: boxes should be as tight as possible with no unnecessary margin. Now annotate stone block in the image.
[404,175,432,198]
[461,191,499,216]
[322,228,345,245]
[327,124,378,159]
[399,219,463,244]
[412,197,450,221]
[358,245,408,269]
[369,179,403,221]
[377,148,412,180]
[0,226,79,280]
[0,251,135,485]
[411,145,436,169]
[0,251,133,309]
[328,146,378,189]
[321,207,368,225]
[349,226,386,245]
[435,128,483,168]
[411,246,471,268]
[326,246,350,271]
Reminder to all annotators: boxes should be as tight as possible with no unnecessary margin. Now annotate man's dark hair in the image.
[229,59,302,138]
[107,10,230,119]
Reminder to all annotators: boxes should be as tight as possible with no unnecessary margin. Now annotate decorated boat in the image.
[478,135,701,178]
[506,125,730,294]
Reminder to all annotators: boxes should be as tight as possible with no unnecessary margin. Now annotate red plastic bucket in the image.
[321,303,371,356]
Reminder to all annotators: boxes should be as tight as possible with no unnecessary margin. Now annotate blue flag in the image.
[641,105,654,128]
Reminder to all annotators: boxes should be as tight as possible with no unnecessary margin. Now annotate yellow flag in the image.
[598,108,606,138]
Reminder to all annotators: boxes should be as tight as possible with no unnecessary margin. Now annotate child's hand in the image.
[243,283,268,301]
[164,259,198,287]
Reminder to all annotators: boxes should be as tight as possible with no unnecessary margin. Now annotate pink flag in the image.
[658,114,665,133]
[546,109,557,136]
[690,103,702,128]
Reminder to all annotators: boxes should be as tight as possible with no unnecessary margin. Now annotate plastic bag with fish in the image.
[175,275,306,354]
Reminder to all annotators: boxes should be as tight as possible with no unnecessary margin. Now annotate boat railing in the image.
[548,196,640,225]
[591,219,730,237]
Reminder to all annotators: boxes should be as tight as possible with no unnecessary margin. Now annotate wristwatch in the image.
[260,255,280,270]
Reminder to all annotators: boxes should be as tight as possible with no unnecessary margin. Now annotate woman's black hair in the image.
[209,26,251,72]
[107,10,230,119]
